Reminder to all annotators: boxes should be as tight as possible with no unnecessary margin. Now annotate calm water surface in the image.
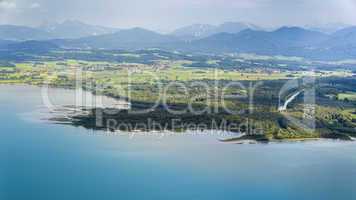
[1,85,356,200]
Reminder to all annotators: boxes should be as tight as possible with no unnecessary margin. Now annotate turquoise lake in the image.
[1,85,356,200]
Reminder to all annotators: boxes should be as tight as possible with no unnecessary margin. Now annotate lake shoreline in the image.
[2,83,355,144]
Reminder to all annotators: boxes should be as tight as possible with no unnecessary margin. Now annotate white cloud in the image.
[0,0,17,10]
[30,2,40,9]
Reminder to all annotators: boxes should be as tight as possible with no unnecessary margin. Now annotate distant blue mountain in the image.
[314,26,356,59]
[0,25,54,41]
[54,27,179,49]
[271,27,328,46]
[327,26,356,46]
[215,22,261,34]
[171,24,216,41]
[0,21,120,41]
[0,39,15,47]
[171,22,260,41]
[332,26,356,37]
[187,26,356,60]
[190,27,328,53]
[39,20,120,39]
[306,23,351,34]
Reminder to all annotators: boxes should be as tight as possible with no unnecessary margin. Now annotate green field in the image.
[338,92,356,101]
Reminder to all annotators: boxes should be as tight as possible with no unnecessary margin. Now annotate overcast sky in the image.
[1,0,356,32]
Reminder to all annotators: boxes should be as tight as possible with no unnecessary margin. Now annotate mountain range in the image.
[0,25,54,41]
[305,23,351,34]
[1,21,356,60]
[53,27,178,49]
[39,20,120,39]
[186,26,356,60]
[171,22,261,41]
[0,20,119,41]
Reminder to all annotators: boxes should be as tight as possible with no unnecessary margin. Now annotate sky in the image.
[1,0,356,32]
